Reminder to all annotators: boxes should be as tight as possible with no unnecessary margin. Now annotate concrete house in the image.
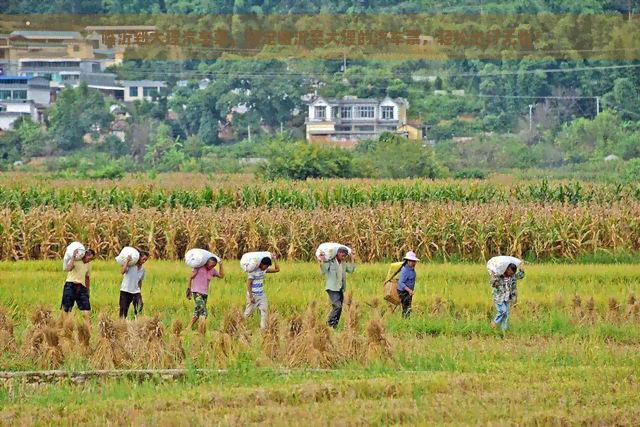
[0,76,50,130]
[305,96,424,144]
[119,80,168,102]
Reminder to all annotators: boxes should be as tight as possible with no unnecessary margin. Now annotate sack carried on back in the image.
[62,242,85,271]
[240,251,272,273]
[185,248,220,269]
[116,247,140,267]
[316,242,352,262]
[486,256,523,276]
[382,261,404,306]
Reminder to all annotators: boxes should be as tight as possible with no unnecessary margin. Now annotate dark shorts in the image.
[119,291,143,318]
[60,282,91,312]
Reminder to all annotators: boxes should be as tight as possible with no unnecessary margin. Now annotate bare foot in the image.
[490,321,497,329]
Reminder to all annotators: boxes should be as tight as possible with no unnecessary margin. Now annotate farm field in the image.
[2,261,640,425]
[1,173,640,263]
[2,173,640,425]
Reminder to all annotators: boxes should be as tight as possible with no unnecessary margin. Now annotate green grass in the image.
[2,261,640,426]
[2,260,640,336]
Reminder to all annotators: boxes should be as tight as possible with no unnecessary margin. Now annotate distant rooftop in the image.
[0,76,32,82]
[313,96,410,106]
[93,49,115,57]
[85,26,156,31]
[118,80,167,87]
[10,31,81,39]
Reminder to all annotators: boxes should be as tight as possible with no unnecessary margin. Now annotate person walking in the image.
[187,257,224,330]
[244,254,279,331]
[490,262,525,331]
[397,251,419,318]
[319,247,355,329]
[61,248,96,320]
[119,250,149,319]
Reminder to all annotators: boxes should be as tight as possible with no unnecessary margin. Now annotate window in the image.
[381,106,394,120]
[0,90,11,100]
[314,106,326,120]
[355,125,374,132]
[12,90,27,100]
[129,86,139,97]
[357,106,374,119]
[332,106,339,118]
[73,45,80,52]
[92,63,100,72]
[335,125,351,132]
[143,86,158,97]
[340,106,352,119]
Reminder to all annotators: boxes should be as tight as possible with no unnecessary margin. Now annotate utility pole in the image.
[528,104,533,130]
[248,125,251,142]
[343,53,346,73]
[280,122,283,134]
[596,96,600,116]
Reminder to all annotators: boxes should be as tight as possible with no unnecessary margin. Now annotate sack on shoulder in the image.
[383,279,400,305]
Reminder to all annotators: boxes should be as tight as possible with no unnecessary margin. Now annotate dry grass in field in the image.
[141,316,166,369]
[1,201,640,262]
[262,312,280,361]
[167,319,186,366]
[0,307,16,353]
[91,314,127,369]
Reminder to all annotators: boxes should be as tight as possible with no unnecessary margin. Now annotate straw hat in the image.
[403,251,420,262]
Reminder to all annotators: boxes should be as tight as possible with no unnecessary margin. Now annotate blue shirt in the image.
[397,265,416,291]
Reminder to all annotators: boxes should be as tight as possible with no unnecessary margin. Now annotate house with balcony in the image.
[0,76,50,129]
[305,96,424,144]
[7,31,94,69]
[16,58,104,87]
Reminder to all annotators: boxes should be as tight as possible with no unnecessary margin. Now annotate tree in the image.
[13,117,48,158]
[602,78,640,121]
[47,83,113,152]
[143,123,186,172]
[197,109,220,145]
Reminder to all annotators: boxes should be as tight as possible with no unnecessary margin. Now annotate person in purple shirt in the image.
[397,251,419,318]
[187,257,224,330]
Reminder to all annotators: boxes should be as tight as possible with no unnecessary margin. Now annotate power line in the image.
[111,62,640,80]
[599,98,640,119]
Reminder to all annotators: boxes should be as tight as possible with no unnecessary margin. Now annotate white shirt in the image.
[121,265,145,294]
[248,269,266,296]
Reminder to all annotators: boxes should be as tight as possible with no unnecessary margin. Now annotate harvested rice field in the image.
[1,260,640,426]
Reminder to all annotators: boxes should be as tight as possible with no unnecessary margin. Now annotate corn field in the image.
[1,179,640,211]
[0,202,638,262]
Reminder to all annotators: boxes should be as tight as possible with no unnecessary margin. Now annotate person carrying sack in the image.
[396,251,419,318]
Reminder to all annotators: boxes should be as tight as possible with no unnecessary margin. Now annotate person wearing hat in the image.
[397,251,419,318]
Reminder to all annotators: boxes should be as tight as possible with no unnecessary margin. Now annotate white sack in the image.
[487,256,523,276]
[185,248,220,269]
[316,242,352,263]
[240,251,272,273]
[116,247,140,267]
[62,242,85,271]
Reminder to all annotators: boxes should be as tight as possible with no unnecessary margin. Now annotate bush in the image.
[454,168,487,179]
[259,142,360,180]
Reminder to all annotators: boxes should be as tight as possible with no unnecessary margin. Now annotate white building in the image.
[305,96,415,142]
[0,100,41,130]
[118,80,168,102]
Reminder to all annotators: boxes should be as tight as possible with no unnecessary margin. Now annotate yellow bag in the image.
[383,261,404,306]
